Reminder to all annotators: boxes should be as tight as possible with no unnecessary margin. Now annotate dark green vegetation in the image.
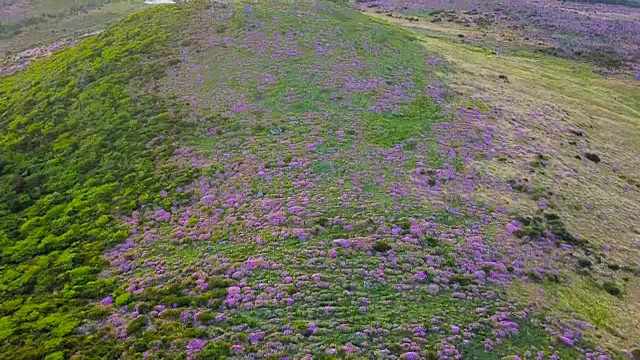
[513,213,584,247]
[0,4,199,358]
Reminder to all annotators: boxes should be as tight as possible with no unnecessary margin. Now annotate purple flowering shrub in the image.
[85,2,618,359]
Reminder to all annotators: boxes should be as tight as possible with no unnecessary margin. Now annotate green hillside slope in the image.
[0,4,199,358]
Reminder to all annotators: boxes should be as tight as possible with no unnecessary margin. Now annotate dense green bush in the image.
[0,4,196,358]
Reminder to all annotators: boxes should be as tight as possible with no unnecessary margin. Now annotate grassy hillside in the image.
[365,3,640,354]
[0,4,199,358]
[1,0,639,359]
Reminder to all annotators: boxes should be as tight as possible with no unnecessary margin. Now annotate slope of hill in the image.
[0,4,199,358]
[1,0,639,359]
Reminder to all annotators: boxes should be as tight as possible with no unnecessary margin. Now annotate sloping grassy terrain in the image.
[366,5,640,354]
[0,4,200,358]
[1,0,639,359]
